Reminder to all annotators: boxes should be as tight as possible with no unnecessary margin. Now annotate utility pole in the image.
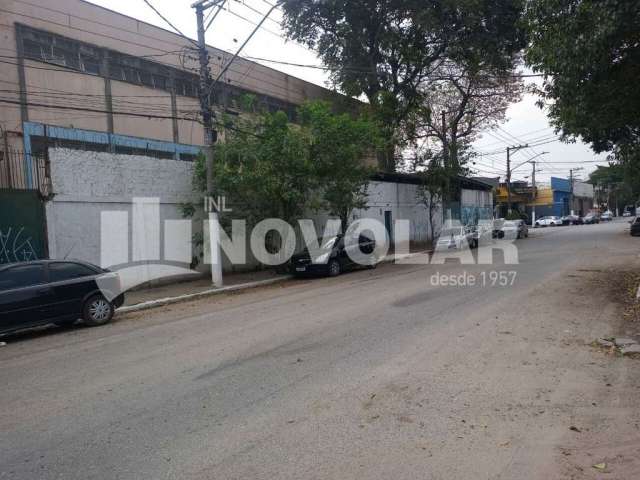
[568,167,583,216]
[193,0,223,286]
[505,144,528,215]
[531,160,537,226]
[441,111,448,168]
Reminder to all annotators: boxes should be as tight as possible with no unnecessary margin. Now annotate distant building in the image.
[494,176,594,219]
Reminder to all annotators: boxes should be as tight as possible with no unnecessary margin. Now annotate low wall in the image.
[45,148,443,273]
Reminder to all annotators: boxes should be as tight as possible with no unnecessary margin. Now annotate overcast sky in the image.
[88,0,610,184]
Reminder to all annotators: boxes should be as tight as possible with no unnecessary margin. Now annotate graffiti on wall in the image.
[0,227,39,264]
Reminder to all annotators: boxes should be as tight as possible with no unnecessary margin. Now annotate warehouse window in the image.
[17,24,301,122]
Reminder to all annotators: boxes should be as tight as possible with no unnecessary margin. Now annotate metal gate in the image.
[0,189,47,264]
[0,149,49,194]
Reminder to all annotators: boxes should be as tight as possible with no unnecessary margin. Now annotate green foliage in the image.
[205,110,317,227]
[280,0,526,171]
[195,101,379,233]
[589,162,640,207]
[505,211,523,220]
[526,0,640,153]
[298,101,378,232]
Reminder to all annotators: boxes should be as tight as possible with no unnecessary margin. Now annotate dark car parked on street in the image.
[583,213,600,224]
[290,234,377,277]
[0,260,124,336]
[561,214,583,225]
[631,217,640,237]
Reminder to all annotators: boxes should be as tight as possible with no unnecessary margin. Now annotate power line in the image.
[141,0,199,46]
[0,97,197,121]
[236,1,282,27]
[223,6,284,39]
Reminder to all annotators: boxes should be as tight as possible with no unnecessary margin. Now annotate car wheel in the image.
[327,259,341,277]
[82,294,114,327]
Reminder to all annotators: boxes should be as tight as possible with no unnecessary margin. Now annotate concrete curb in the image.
[117,275,293,314]
[116,250,432,315]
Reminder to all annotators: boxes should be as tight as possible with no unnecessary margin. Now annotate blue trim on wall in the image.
[22,122,202,187]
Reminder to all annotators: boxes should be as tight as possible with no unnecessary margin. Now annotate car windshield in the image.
[319,236,338,250]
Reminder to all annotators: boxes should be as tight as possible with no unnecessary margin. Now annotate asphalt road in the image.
[2,220,640,479]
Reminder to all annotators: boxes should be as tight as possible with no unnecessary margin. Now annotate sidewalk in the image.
[118,249,432,314]
[119,269,291,313]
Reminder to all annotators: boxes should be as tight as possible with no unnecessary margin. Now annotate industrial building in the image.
[0,0,493,273]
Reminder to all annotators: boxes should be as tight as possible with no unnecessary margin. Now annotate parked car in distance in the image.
[631,217,640,236]
[499,219,529,239]
[600,211,613,221]
[471,223,493,247]
[583,213,600,224]
[0,260,124,336]
[535,216,563,227]
[290,233,377,277]
[436,226,475,250]
[492,218,505,238]
[623,211,632,217]
[561,214,583,225]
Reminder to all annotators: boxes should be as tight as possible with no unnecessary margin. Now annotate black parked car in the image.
[0,260,124,336]
[290,234,377,277]
[631,217,640,237]
[561,214,583,225]
[583,214,600,224]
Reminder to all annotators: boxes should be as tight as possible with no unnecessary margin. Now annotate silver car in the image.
[500,219,529,239]
[435,226,475,250]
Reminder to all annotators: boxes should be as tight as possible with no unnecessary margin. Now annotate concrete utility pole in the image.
[569,167,583,216]
[193,0,223,286]
[531,160,537,226]
[505,144,528,215]
[441,111,448,168]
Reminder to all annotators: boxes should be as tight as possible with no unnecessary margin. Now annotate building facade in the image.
[494,177,594,219]
[0,0,341,269]
[0,0,491,273]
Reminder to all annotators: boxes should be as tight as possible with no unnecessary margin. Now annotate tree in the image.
[412,63,523,169]
[414,147,473,242]
[192,100,379,261]
[205,110,319,229]
[526,0,640,155]
[280,0,526,171]
[299,101,378,233]
[589,163,640,210]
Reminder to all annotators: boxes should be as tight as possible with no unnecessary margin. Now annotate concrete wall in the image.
[461,188,493,226]
[45,148,201,268]
[309,181,440,247]
[44,149,441,272]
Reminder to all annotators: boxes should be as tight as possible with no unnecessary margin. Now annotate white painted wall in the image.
[461,188,492,208]
[308,181,441,248]
[46,148,201,270]
[573,181,594,198]
[45,149,445,273]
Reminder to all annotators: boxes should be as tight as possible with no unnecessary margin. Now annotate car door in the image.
[0,263,50,333]
[46,262,100,320]
[336,236,354,269]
